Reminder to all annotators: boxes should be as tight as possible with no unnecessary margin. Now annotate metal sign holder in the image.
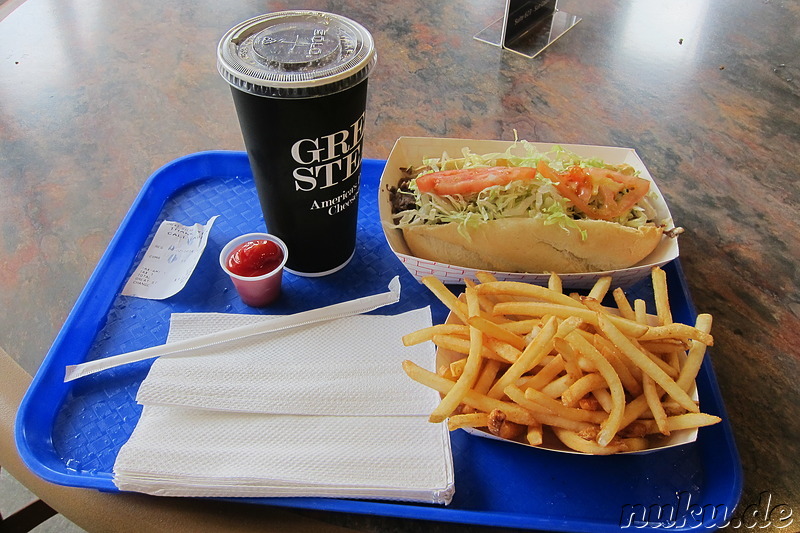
[474,0,582,59]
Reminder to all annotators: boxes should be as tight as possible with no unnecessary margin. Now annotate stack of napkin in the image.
[112,308,455,504]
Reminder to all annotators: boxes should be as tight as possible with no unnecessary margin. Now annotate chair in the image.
[0,347,358,533]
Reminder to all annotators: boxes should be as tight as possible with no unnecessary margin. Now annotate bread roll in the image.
[402,217,663,273]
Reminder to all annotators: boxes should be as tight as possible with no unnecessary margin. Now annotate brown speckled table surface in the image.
[1,0,797,531]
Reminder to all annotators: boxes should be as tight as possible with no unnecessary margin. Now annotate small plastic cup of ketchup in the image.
[219,233,288,307]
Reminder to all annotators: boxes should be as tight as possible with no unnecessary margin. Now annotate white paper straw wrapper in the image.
[64,276,401,382]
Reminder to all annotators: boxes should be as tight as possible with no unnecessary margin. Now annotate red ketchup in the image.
[225,239,284,277]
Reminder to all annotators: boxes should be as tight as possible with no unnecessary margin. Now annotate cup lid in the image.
[217,11,376,98]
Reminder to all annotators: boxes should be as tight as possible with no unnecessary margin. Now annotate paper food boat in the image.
[378,137,679,289]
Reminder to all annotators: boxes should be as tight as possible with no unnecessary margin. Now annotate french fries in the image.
[402,267,721,454]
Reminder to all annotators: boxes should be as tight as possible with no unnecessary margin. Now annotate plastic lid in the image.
[217,11,376,98]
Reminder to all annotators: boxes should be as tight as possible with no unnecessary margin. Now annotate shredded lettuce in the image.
[391,141,661,240]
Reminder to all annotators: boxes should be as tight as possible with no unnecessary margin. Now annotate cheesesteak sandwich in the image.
[388,143,678,273]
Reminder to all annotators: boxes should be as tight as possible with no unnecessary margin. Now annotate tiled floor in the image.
[1,469,86,532]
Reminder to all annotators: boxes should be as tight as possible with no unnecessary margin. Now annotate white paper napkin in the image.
[113,406,454,502]
[113,307,455,504]
[134,309,439,416]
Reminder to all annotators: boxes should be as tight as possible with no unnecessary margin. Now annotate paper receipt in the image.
[121,216,218,300]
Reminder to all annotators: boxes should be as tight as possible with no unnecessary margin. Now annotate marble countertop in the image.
[1,0,797,531]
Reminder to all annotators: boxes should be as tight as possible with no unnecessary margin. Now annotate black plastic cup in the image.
[217,11,376,277]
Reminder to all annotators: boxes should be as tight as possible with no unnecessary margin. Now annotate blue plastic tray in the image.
[16,151,742,532]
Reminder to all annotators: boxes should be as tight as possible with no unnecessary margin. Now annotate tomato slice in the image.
[416,166,537,196]
[537,161,650,220]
